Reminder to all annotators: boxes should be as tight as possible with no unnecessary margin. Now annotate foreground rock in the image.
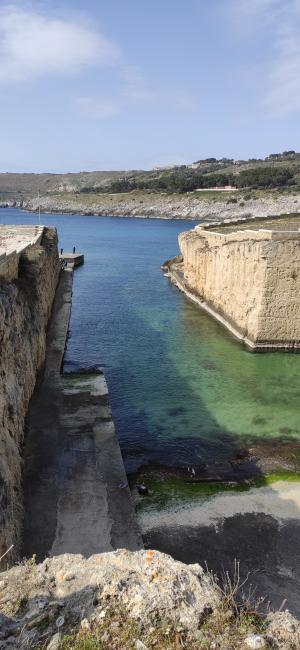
[0,550,299,648]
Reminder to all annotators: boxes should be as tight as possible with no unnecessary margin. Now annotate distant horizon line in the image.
[0,150,299,176]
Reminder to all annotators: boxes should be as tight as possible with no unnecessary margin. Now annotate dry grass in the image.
[55,563,271,650]
[56,609,264,650]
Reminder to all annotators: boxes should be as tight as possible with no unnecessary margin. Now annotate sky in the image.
[0,0,299,172]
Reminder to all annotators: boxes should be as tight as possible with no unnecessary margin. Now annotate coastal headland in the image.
[2,189,300,222]
[2,153,300,221]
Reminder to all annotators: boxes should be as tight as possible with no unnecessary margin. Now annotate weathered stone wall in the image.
[0,225,44,281]
[0,252,19,281]
[257,238,300,344]
[0,228,60,558]
[177,225,300,349]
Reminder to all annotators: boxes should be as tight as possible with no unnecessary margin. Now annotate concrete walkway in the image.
[22,269,141,561]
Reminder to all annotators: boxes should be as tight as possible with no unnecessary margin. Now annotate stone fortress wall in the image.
[0,225,44,281]
[0,226,60,557]
[171,216,300,350]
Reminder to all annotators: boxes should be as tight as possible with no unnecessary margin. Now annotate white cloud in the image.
[230,0,300,117]
[76,97,120,120]
[0,5,120,83]
[0,5,196,119]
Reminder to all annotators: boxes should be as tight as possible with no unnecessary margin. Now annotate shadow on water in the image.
[99,277,300,617]
[66,270,265,480]
[130,304,300,615]
[84,287,300,616]
[144,492,300,618]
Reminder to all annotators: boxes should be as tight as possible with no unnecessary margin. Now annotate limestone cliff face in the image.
[177,225,300,349]
[0,228,60,557]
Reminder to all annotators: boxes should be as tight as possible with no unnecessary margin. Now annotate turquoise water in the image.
[2,209,300,473]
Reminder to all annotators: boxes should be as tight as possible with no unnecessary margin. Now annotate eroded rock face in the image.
[0,228,60,557]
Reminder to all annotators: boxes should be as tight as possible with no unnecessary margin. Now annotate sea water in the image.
[2,209,300,476]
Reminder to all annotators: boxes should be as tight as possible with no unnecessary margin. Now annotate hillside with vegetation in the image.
[1,151,300,202]
[2,151,300,222]
[85,151,300,195]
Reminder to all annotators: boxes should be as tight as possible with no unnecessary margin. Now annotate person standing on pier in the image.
[73,246,76,254]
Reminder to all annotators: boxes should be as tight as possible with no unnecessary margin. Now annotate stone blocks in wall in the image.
[178,224,300,349]
[0,225,44,281]
[0,227,60,558]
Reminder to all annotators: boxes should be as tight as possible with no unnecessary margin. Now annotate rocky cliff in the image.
[0,228,60,558]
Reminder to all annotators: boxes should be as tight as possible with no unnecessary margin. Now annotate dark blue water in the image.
[2,209,300,475]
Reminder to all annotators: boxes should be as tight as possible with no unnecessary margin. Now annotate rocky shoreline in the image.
[2,190,300,222]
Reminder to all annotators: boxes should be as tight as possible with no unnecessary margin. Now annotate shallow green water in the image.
[135,472,300,514]
[171,305,300,441]
[2,209,300,475]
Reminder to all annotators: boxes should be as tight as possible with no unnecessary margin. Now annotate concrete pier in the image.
[59,252,84,268]
[22,267,141,560]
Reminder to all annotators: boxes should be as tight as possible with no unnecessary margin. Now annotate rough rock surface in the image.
[0,550,299,649]
[0,228,60,558]
[265,611,300,647]
[0,549,219,648]
[20,190,300,221]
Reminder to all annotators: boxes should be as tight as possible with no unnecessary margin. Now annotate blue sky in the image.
[0,0,299,172]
